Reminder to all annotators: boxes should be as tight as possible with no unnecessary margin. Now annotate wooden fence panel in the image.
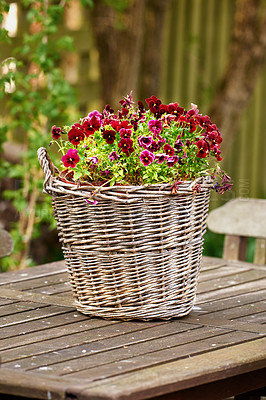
[160,0,265,200]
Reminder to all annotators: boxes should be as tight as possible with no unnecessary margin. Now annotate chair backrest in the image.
[207,198,266,264]
[0,228,13,258]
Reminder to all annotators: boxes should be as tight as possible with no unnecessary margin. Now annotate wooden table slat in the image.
[0,260,66,285]
[196,288,266,311]
[0,304,74,327]
[0,311,91,340]
[65,338,266,400]
[61,332,263,381]
[0,257,265,400]
[0,320,171,364]
[5,326,228,374]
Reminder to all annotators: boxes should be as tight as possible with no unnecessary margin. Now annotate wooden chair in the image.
[207,198,266,264]
[0,228,13,258]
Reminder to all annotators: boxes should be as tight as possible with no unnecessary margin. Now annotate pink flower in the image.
[155,154,167,164]
[108,151,119,161]
[87,110,101,119]
[61,149,80,168]
[167,156,179,167]
[148,119,162,135]
[140,150,155,166]
[138,136,153,149]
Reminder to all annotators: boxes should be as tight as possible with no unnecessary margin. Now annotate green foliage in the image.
[0,0,79,270]
[50,94,230,191]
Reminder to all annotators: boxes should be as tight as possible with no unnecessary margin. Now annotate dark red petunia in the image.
[167,102,179,114]
[119,120,132,130]
[174,138,183,152]
[68,124,85,145]
[189,119,197,133]
[51,125,62,139]
[208,130,223,149]
[110,120,121,132]
[167,103,184,118]
[148,140,159,153]
[138,101,145,113]
[198,115,211,130]
[120,128,132,139]
[145,95,162,114]
[118,137,134,156]
[216,152,223,162]
[82,115,101,137]
[102,129,116,144]
[163,144,175,156]
[158,104,168,116]
[196,139,209,158]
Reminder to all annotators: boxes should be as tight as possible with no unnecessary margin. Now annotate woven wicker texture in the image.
[38,147,212,320]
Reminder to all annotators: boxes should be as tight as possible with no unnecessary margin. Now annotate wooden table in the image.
[0,257,265,400]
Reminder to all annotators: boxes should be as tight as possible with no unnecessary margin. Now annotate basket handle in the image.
[37,147,58,193]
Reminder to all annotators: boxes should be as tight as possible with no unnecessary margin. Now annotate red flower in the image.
[51,125,62,139]
[167,102,179,114]
[163,144,175,156]
[68,124,85,145]
[149,140,159,152]
[111,120,121,132]
[102,129,116,144]
[167,103,184,118]
[145,95,161,114]
[82,115,101,137]
[138,101,145,113]
[196,139,209,158]
[208,130,223,149]
[189,119,197,133]
[118,138,134,156]
[158,104,168,116]
[198,115,211,130]
[138,136,153,149]
[119,120,132,130]
[120,128,132,139]
[61,148,80,168]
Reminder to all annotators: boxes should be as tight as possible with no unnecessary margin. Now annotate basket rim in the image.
[38,146,214,202]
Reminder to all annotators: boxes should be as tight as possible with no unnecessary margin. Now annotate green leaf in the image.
[74,171,82,180]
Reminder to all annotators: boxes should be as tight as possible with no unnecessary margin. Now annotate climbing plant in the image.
[0,0,86,270]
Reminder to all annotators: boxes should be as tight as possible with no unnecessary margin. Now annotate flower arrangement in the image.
[50,92,232,194]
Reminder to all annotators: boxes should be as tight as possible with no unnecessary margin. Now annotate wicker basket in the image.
[38,147,213,320]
